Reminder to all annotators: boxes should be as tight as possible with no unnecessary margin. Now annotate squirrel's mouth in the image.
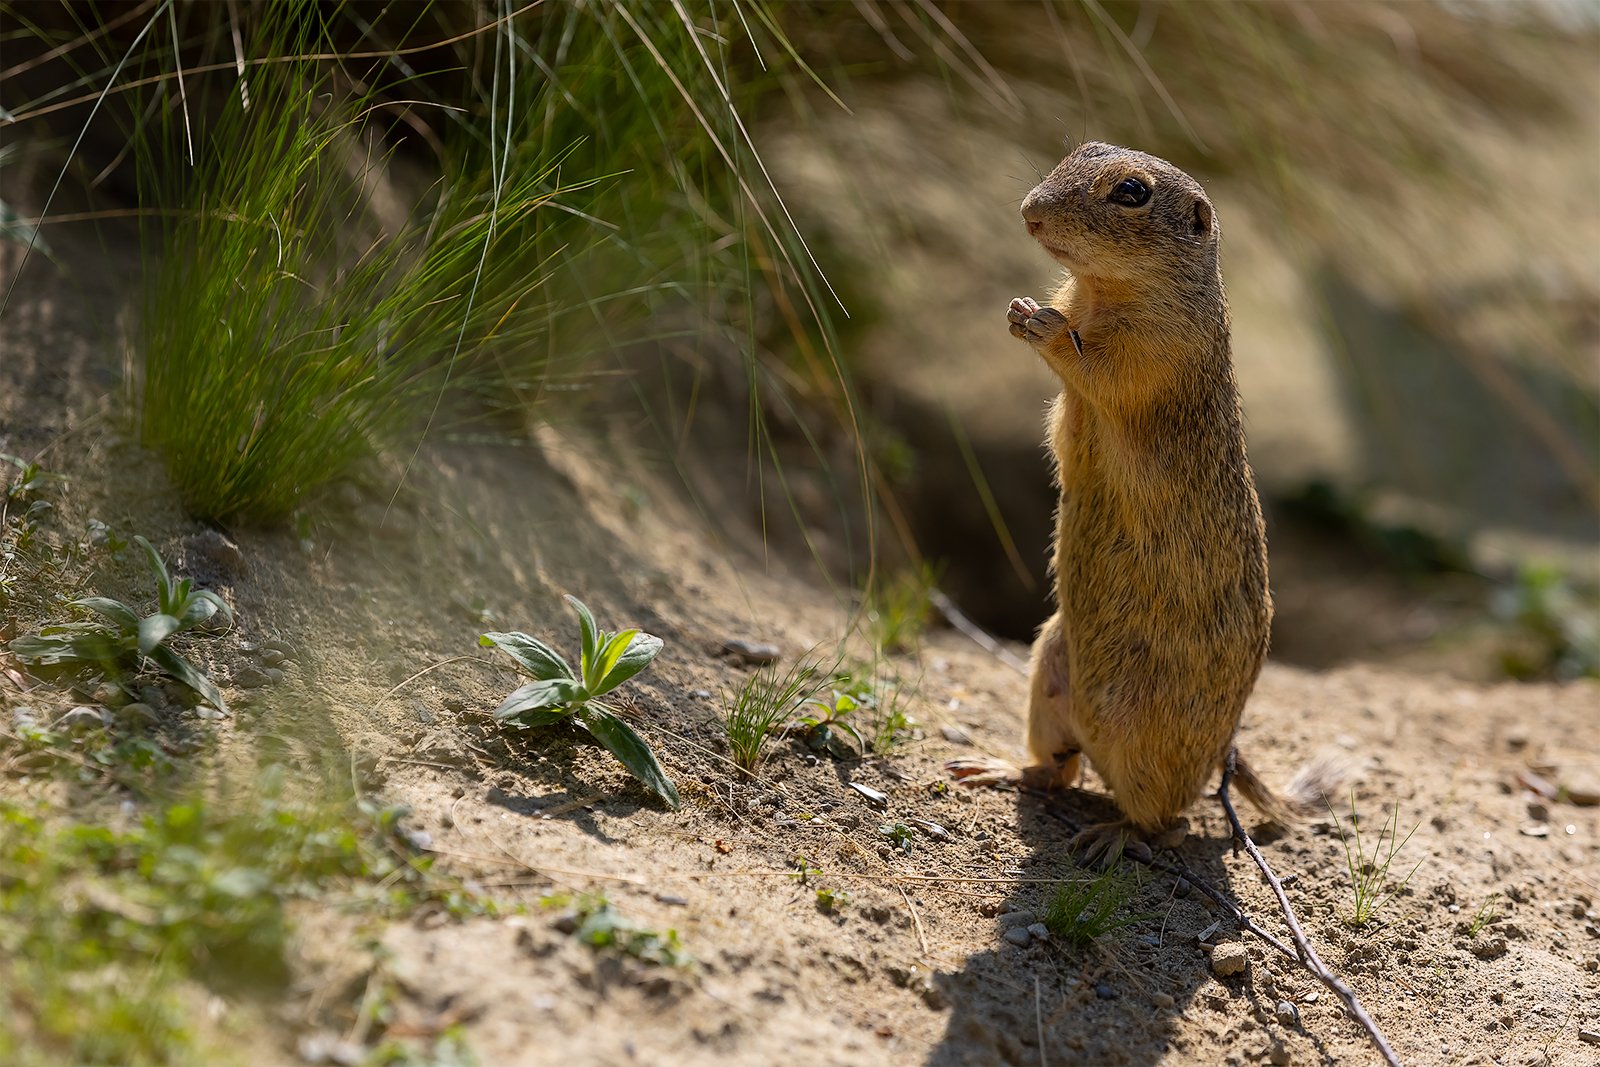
[1036,239,1081,268]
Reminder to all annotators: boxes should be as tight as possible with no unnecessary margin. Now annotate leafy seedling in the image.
[879,822,916,856]
[794,683,866,760]
[1041,847,1153,950]
[479,595,677,809]
[816,887,851,913]
[1327,791,1423,928]
[2,452,68,505]
[569,897,691,968]
[8,535,232,712]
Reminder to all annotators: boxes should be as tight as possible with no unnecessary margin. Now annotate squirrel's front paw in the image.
[1007,297,1068,348]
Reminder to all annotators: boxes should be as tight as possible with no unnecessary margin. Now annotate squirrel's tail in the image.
[1230,749,1349,828]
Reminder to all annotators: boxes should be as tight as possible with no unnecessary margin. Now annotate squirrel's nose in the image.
[1026,219,1043,236]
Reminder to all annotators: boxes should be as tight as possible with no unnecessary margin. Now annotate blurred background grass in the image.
[1,0,1595,680]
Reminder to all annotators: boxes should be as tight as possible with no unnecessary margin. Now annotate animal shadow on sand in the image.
[922,785,1339,1067]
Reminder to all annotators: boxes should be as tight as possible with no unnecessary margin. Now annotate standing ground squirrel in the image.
[951,142,1337,851]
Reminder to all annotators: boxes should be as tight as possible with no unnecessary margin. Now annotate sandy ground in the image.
[2,218,1598,1067]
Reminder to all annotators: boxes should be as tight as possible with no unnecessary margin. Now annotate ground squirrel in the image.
[951,142,1336,851]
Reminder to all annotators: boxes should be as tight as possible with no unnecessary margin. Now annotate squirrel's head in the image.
[1020,142,1217,284]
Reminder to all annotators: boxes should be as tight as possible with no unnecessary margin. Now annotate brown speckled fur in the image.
[1014,142,1288,833]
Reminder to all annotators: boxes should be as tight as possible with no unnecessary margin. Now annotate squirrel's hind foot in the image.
[1068,816,1190,866]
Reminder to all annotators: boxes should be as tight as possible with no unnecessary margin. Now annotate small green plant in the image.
[816,887,851,912]
[1466,892,1501,938]
[1492,563,1599,680]
[862,564,940,654]
[7,535,232,712]
[479,595,677,809]
[569,896,692,968]
[719,658,825,774]
[1041,849,1153,950]
[1327,792,1424,928]
[867,684,919,755]
[1,452,66,507]
[794,676,867,760]
[878,822,916,856]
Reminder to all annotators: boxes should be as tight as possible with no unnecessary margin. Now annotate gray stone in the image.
[140,685,169,710]
[1151,992,1175,1008]
[262,649,286,668]
[234,667,268,688]
[996,910,1035,930]
[1003,927,1032,947]
[55,706,108,730]
[411,698,436,724]
[262,638,299,661]
[721,638,780,665]
[1577,1029,1600,1046]
[92,682,129,708]
[1211,942,1249,977]
[196,707,228,721]
[1268,1039,1291,1065]
[1275,1000,1299,1026]
[1027,923,1050,940]
[116,703,160,726]
[264,668,284,686]
[1095,984,1115,1000]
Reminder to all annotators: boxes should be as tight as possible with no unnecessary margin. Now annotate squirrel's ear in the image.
[1190,197,1214,237]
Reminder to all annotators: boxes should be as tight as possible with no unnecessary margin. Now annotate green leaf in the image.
[135,535,175,611]
[478,631,574,680]
[587,630,637,694]
[595,630,662,694]
[492,679,586,721]
[8,634,86,664]
[502,706,574,729]
[11,630,131,664]
[73,596,140,634]
[580,706,680,809]
[147,643,226,715]
[138,613,183,656]
[177,590,230,630]
[566,595,598,684]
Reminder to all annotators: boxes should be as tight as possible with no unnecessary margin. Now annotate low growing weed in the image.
[720,658,825,774]
[1327,792,1423,928]
[1467,892,1502,937]
[8,536,231,711]
[479,595,677,808]
[0,773,484,1064]
[1041,850,1153,951]
[568,896,692,968]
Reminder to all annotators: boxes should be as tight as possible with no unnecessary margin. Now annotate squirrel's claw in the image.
[1007,297,1068,349]
[946,756,1022,788]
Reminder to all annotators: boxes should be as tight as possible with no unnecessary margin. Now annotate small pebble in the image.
[1268,1039,1290,1066]
[1027,923,1050,940]
[262,649,286,668]
[262,638,299,660]
[721,638,780,665]
[848,782,889,808]
[1151,992,1175,1008]
[1003,927,1032,947]
[1577,1028,1600,1046]
[92,682,129,708]
[234,667,268,688]
[939,724,973,745]
[117,703,159,726]
[264,668,285,686]
[996,911,1035,930]
[1301,989,1320,1004]
[1275,999,1299,1026]
[55,706,108,730]
[1211,942,1249,977]
[693,690,711,699]
[1095,985,1115,1000]
[183,529,248,579]
[1174,877,1191,898]
[655,894,689,906]
[196,707,228,721]
[140,685,169,710]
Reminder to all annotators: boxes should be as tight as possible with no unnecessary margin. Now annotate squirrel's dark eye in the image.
[1108,177,1151,207]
